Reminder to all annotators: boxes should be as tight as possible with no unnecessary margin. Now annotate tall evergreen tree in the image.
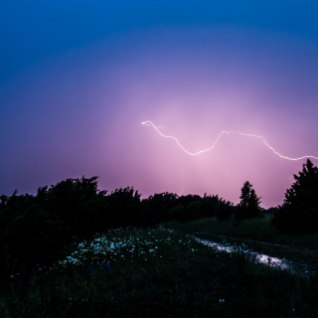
[236,181,261,220]
[273,159,318,232]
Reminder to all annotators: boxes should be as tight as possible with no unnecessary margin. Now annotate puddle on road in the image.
[194,237,313,276]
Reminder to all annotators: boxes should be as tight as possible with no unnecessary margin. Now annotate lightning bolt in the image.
[141,120,318,161]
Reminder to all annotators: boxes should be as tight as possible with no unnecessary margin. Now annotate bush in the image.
[2,207,69,273]
[273,160,318,232]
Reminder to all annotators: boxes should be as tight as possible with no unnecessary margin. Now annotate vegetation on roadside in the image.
[1,227,318,318]
[0,177,234,277]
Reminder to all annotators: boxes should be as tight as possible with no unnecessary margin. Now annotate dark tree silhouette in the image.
[236,181,261,220]
[0,176,236,277]
[107,187,141,227]
[37,176,108,236]
[141,192,179,224]
[273,159,318,232]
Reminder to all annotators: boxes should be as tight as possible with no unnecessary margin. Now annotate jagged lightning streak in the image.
[141,120,318,161]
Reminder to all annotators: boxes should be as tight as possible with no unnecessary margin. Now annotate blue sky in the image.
[1,1,318,84]
[1,1,318,206]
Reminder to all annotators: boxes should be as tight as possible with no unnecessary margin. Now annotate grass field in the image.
[1,224,318,317]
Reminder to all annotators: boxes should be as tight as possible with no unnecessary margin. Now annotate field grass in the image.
[1,225,318,317]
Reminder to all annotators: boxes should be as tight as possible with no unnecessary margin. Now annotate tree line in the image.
[0,159,317,277]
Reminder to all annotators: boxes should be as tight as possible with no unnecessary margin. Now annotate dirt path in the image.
[193,235,317,277]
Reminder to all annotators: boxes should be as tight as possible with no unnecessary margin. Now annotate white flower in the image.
[110,242,116,250]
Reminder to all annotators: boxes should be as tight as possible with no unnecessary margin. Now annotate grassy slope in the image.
[1,226,318,318]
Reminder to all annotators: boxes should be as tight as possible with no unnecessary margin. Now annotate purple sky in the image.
[1,3,318,207]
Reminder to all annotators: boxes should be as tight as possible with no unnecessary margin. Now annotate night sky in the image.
[1,1,318,207]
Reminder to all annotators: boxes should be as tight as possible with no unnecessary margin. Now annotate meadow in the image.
[1,223,318,318]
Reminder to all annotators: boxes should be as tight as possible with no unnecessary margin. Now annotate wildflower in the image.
[78,242,85,249]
